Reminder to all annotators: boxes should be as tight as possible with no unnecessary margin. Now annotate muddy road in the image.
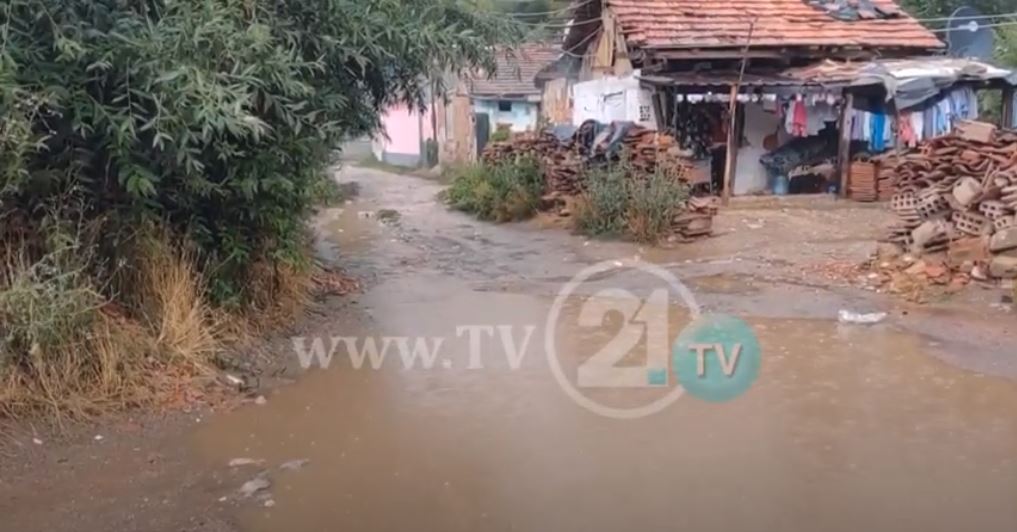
[3,166,1017,532]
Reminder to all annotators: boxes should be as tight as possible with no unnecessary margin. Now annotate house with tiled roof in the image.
[468,44,560,137]
[370,43,558,167]
[562,0,943,78]
[550,1,1017,199]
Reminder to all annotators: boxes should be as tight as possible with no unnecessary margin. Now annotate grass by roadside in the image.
[444,157,544,223]
[442,156,690,243]
[575,162,689,243]
[0,180,359,424]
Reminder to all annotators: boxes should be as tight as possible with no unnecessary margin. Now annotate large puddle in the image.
[190,276,1017,531]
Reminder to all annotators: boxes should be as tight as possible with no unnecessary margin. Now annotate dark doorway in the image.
[475,112,491,158]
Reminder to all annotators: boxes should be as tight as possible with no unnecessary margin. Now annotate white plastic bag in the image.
[838,310,888,325]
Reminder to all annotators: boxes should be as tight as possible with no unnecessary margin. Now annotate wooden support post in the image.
[1003,86,1015,130]
[652,89,667,131]
[837,92,855,199]
[722,86,739,205]
[721,18,756,206]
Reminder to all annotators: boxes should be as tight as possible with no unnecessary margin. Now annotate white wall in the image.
[572,73,657,129]
[734,103,783,196]
[473,99,539,133]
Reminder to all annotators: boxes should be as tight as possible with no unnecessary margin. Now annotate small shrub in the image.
[446,157,544,222]
[626,171,689,243]
[310,176,355,208]
[0,231,143,419]
[445,164,488,213]
[490,128,512,143]
[133,236,220,368]
[0,227,228,419]
[576,161,689,243]
[0,238,102,368]
[576,164,628,237]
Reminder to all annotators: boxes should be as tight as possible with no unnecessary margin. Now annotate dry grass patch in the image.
[0,232,224,421]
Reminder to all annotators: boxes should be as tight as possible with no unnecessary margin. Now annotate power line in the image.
[507,0,595,19]
[912,11,1017,23]
[515,15,603,28]
[557,27,601,58]
[928,20,1017,32]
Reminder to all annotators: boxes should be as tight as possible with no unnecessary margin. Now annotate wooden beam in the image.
[1002,86,1015,130]
[648,45,889,62]
[837,92,855,199]
[653,49,787,60]
[652,89,667,130]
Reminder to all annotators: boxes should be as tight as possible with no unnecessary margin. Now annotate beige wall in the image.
[440,84,476,164]
[541,78,572,125]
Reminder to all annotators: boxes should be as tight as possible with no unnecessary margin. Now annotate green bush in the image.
[0,233,102,369]
[576,161,689,243]
[0,0,517,307]
[490,127,512,143]
[446,157,544,222]
[575,164,628,237]
[626,170,689,243]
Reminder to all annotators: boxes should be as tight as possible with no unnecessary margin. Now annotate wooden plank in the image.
[837,92,855,198]
[1003,86,1015,130]
[653,49,787,60]
[652,89,667,131]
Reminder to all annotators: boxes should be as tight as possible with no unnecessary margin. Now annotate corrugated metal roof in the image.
[640,58,1017,107]
[640,71,828,88]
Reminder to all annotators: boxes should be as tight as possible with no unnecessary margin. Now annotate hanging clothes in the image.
[791,99,808,137]
[949,86,979,121]
[869,111,887,152]
[805,102,839,136]
[935,98,952,137]
[909,112,924,144]
[673,101,717,159]
[903,110,927,147]
[899,112,918,147]
[850,108,865,141]
[922,104,935,139]
[784,97,839,138]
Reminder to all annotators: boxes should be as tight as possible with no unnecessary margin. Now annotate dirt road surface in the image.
[3,166,1016,532]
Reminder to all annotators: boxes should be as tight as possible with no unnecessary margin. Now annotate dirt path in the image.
[2,166,1016,532]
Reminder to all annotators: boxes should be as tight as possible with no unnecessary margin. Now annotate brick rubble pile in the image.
[482,123,717,238]
[881,121,1017,280]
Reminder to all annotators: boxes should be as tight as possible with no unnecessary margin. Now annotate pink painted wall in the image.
[374,103,434,157]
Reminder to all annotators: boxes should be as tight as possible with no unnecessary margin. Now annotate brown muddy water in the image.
[190,168,1017,532]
